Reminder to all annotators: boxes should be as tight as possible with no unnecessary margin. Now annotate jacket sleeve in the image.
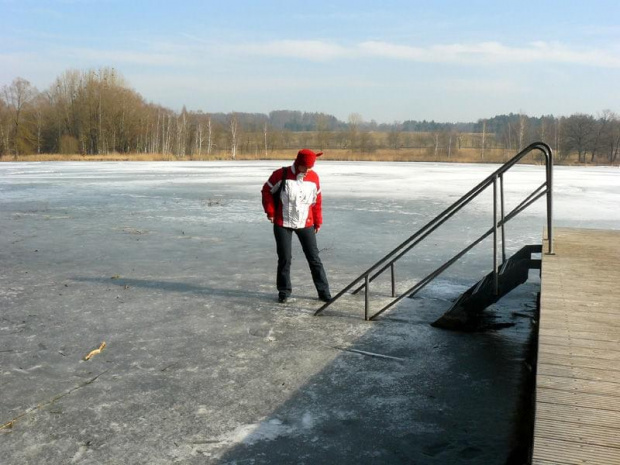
[312,178,323,226]
[261,168,282,218]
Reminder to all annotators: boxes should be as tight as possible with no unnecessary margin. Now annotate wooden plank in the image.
[536,403,620,429]
[540,319,620,331]
[540,308,620,319]
[538,354,620,372]
[537,335,620,352]
[533,437,620,465]
[538,373,620,397]
[533,229,620,465]
[536,388,620,412]
[539,329,620,343]
[538,363,620,384]
[535,418,620,448]
[539,344,620,362]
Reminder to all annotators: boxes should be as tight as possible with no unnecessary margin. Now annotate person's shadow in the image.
[72,276,276,302]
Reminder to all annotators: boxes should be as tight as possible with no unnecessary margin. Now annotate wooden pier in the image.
[533,228,620,464]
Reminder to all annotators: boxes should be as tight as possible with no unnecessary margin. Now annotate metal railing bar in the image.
[351,181,494,295]
[315,176,493,314]
[497,142,549,175]
[351,143,551,297]
[369,231,491,320]
[493,175,499,295]
[315,142,553,317]
[322,187,548,319]
[368,187,550,321]
[353,180,547,296]
[502,189,548,224]
[500,174,506,264]
[512,182,547,214]
[364,275,369,320]
[545,145,554,254]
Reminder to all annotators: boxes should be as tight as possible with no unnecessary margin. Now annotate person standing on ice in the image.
[261,149,332,304]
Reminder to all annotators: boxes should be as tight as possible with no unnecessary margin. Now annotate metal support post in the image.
[493,176,499,295]
[364,275,370,321]
[500,173,506,264]
[546,147,554,255]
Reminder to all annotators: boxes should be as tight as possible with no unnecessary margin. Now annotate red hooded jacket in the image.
[261,164,323,229]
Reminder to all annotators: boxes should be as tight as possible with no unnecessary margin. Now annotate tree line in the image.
[1,67,619,164]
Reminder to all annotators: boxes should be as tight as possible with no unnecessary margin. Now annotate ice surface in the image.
[1,160,618,464]
[4,160,616,225]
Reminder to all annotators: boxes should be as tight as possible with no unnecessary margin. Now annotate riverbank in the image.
[1,148,617,166]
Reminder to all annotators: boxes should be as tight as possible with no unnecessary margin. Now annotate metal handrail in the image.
[315,142,553,320]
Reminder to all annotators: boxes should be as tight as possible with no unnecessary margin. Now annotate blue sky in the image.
[2,0,620,123]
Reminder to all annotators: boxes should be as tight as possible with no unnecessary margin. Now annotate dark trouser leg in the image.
[273,224,293,295]
[295,226,331,297]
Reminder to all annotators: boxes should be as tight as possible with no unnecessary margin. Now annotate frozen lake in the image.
[1,161,619,464]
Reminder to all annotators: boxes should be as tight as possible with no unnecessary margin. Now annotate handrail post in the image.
[546,146,554,255]
[390,263,396,297]
[493,175,499,295]
[364,275,370,320]
[500,173,506,264]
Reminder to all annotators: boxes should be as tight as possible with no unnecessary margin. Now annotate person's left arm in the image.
[312,176,323,233]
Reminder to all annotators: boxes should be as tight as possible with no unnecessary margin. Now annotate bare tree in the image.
[590,110,613,162]
[387,122,401,150]
[562,113,596,163]
[0,97,10,156]
[194,119,204,157]
[598,110,620,163]
[480,119,486,160]
[316,114,331,151]
[554,118,561,161]
[2,77,38,157]
[358,131,375,154]
[229,113,238,160]
[207,116,213,156]
[517,112,528,151]
[5,65,620,167]
[537,116,555,163]
[347,113,363,150]
[176,107,188,158]
[263,122,268,157]
[32,93,49,154]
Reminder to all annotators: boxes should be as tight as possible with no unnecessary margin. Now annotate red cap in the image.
[295,148,323,169]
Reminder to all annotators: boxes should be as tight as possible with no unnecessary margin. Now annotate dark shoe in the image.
[278,292,288,304]
[318,293,332,303]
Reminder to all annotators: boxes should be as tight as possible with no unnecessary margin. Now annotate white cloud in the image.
[357,40,620,67]
[220,38,620,68]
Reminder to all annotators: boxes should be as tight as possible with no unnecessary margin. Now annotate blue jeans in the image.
[273,224,330,297]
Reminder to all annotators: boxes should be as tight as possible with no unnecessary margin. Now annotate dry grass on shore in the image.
[0,148,603,165]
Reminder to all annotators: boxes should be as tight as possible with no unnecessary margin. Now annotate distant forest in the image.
[1,67,619,164]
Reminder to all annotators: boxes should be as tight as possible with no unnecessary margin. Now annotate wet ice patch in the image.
[413,279,469,301]
[218,420,291,446]
[218,411,325,448]
[243,419,293,444]
[0,286,25,299]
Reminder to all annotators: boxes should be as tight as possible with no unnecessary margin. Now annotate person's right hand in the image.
[267,216,274,223]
